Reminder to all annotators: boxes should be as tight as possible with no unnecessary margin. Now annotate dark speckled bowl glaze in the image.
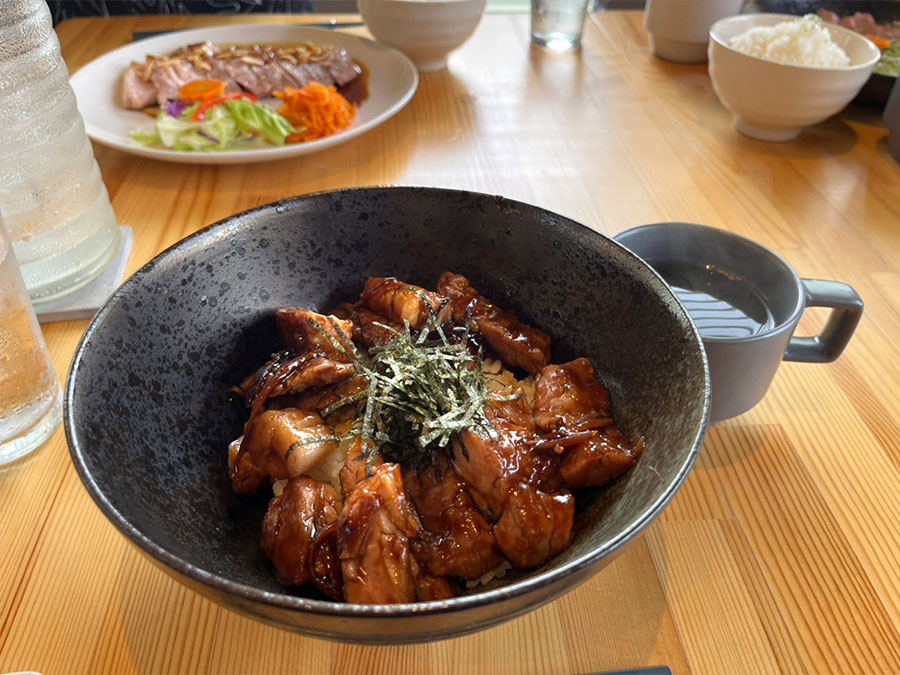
[65,187,709,644]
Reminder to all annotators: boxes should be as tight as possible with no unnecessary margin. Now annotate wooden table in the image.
[2,10,899,674]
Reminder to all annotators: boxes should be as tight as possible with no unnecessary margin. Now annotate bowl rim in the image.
[709,12,881,72]
[64,185,709,620]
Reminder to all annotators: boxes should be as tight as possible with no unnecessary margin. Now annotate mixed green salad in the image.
[875,39,900,77]
[130,79,357,152]
[130,94,295,152]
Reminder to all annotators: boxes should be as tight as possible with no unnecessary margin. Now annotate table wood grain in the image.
[2,10,899,674]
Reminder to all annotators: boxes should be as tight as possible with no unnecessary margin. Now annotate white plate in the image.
[70,24,418,164]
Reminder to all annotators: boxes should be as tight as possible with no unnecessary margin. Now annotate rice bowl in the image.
[708,13,880,141]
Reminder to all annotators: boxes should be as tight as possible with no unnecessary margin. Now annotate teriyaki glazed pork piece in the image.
[227,272,643,603]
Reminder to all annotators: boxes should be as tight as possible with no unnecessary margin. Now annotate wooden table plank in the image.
[2,9,900,675]
[707,424,900,671]
[646,519,789,674]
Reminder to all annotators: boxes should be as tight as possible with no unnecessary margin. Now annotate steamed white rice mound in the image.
[730,15,850,68]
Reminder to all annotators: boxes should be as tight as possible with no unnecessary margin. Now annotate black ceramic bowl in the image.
[65,187,708,644]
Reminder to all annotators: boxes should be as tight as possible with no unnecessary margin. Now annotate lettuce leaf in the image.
[875,39,900,77]
[129,129,160,146]
[222,98,295,146]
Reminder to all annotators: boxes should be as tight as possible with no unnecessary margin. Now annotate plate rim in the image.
[69,24,418,164]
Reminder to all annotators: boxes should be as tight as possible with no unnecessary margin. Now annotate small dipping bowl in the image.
[614,222,863,423]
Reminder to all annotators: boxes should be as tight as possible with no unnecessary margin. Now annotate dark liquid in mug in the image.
[651,259,775,339]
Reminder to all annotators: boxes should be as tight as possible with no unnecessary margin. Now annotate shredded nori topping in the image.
[311,294,506,472]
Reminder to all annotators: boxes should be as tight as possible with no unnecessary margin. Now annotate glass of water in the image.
[0,0,121,304]
[0,211,63,465]
[531,0,590,51]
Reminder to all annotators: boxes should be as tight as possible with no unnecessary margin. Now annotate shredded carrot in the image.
[178,79,227,102]
[273,82,356,143]
[866,35,891,50]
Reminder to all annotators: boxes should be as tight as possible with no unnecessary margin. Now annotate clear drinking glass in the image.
[531,0,590,52]
[0,0,120,304]
[0,211,63,465]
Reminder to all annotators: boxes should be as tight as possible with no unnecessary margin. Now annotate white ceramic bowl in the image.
[708,13,881,142]
[645,0,743,64]
[358,0,486,72]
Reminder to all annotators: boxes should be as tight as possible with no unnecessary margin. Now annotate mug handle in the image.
[783,279,863,363]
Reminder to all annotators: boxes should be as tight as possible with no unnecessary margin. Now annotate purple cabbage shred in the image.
[165,99,191,117]
[197,129,219,144]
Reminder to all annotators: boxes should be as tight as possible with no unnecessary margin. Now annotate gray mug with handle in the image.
[614,222,863,423]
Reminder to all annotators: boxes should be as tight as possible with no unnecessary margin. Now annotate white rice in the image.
[272,478,288,496]
[483,360,535,407]
[730,15,850,68]
[465,560,512,589]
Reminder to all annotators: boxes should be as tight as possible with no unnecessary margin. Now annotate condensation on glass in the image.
[0,212,63,465]
[0,0,120,303]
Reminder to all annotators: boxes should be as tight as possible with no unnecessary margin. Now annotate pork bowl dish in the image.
[65,187,708,643]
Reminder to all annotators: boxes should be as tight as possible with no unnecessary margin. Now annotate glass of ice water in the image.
[0,211,63,465]
[531,0,591,52]
[0,0,121,304]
